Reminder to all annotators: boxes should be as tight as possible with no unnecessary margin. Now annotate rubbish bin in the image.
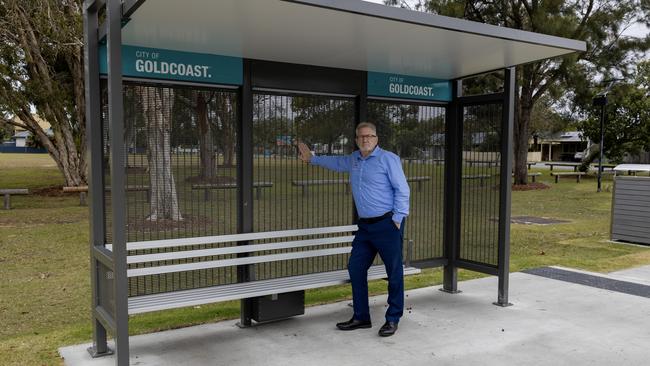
[611,164,650,245]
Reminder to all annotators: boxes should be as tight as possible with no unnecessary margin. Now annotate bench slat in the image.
[115,225,359,251]
[128,265,421,314]
[127,235,355,264]
[0,189,29,194]
[127,247,353,277]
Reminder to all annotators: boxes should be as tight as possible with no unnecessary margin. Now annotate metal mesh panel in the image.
[368,101,446,261]
[103,81,241,296]
[459,103,502,266]
[252,93,356,280]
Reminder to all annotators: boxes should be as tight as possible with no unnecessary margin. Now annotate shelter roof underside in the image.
[121,0,586,80]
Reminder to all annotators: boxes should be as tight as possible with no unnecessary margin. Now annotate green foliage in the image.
[0,0,87,185]
[577,61,650,161]
[0,121,13,141]
[292,96,355,154]
[418,0,649,178]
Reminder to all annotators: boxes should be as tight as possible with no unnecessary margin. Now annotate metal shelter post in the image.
[442,79,462,293]
[83,0,112,358]
[106,0,130,364]
[237,59,255,327]
[495,67,515,307]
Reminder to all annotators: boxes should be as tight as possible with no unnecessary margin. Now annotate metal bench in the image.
[550,171,586,183]
[511,172,542,183]
[461,174,491,186]
[292,176,431,196]
[191,181,273,201]
[545,162,580,172]
[104,225,420,315]
[0,188,29,210]
[63,185,150,206]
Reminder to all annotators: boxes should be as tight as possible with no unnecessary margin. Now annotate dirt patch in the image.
[31,186,66,197]
[512,182,550,191]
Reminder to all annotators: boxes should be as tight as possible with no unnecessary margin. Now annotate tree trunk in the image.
[196,93,216,180]
[513,79,534,185]
[219,94,236,166]
[1,3,87,187]
[139,86,182,221]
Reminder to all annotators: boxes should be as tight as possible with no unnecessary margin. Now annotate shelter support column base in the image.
[87,346,114,358]
[492,301,513,307]
[439,288,462,294]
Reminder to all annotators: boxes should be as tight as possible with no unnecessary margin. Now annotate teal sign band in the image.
[99,45,242,85]
[367,72,451,102]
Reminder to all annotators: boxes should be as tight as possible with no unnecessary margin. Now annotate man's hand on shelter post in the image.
[297,142,313,163]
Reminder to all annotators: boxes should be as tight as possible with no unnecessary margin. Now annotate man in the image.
[297,122,410,337]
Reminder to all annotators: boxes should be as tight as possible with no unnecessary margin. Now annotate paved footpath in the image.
[60,265,650,366]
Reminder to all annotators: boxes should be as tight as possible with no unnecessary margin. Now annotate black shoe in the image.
[336,317,372,331]
[378,321,398,337]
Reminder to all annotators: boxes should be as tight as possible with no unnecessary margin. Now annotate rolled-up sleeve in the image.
[310,155,352,172]
[386,155,410,223]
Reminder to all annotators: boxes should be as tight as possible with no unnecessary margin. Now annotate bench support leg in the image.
[576,175,581,183]
[3,194,9,210]
[80,192,87,206]
[87,319,112,358]
[554,175,559,183]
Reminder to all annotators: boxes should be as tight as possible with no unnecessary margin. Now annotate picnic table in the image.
[545,162,581,171]
[466,160,499,167]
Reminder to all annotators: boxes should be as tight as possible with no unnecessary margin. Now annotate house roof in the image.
[540,131,586,143]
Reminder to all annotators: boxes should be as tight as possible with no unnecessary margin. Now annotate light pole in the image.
[592,94,607,192]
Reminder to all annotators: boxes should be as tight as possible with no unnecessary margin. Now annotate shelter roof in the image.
[121,0,586,80]
[614,164,650,173]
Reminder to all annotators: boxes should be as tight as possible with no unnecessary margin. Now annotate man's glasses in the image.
[356,135,377,140]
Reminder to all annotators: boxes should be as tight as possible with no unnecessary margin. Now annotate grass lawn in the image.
[1,153,649,365]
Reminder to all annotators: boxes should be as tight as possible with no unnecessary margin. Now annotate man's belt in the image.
[358,212,392,225]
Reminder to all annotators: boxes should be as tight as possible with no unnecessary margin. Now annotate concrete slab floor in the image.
[59,271,650,366]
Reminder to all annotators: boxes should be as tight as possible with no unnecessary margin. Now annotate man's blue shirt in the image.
[310,147,410,224]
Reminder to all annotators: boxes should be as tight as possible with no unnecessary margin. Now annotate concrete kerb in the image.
[59,270,650,366]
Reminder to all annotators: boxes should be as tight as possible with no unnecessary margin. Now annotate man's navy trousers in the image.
[349,215,405,323]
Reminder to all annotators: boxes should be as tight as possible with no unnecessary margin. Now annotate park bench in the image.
[466,160,499,167]
[511,172,542,183]
[292,176,431,197]
[461,174,491,187]
[63,185,150,206]
[106,225,420,315]
[191,181,273,201]
[0,188,29,210]
[545,162,580,172]
[550,171,586,183]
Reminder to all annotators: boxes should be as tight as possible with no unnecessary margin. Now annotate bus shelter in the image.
[83,1,585,364]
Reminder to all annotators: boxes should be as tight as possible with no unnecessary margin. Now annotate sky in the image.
[362,0,649,40]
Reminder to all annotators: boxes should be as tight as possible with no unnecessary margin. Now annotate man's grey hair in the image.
[356,122,377,136]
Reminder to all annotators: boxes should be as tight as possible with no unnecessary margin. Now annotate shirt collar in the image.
[355,146,382,160]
